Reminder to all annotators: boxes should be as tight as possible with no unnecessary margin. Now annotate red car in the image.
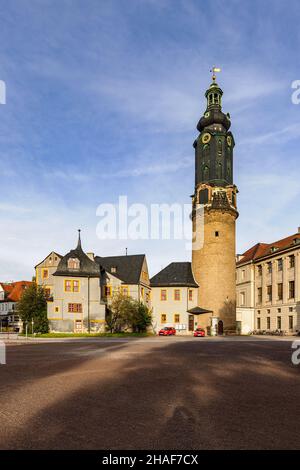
[158,327,176,336]
[193,327,205,337]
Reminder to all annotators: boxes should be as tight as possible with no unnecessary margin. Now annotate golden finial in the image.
[210,66,221,81]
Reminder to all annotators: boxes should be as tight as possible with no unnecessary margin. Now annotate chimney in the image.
[86,252,94,261]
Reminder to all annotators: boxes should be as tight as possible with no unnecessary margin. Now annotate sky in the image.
[0,0,300,281]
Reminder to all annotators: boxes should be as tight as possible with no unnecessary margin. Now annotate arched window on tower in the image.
[203,165,210,181]
[209,94,213,105]
[214,93,219,104]
[218,139,222,155]
[217,162,222,179]
[203,144,210,162]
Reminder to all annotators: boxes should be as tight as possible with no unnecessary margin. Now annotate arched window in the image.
[68,258,80,270]
[203,165,210,181]
[203,144,210,161]
[217,162,222,179]
[218,139,222,155]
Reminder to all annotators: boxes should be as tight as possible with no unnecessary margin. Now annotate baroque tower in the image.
[191,70,238,334]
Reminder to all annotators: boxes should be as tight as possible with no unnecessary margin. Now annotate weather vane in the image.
[210,66,221,81]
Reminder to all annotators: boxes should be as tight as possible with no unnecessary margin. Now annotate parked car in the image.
[193,327,205,337]
[158,327,176,336]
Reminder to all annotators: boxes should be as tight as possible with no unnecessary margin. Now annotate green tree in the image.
[106,292,134,333]
[17,283,49,334]
[128,301,152,333]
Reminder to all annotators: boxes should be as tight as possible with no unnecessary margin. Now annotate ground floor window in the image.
[75,320,83,332]
[161,314,167,323]
[68,303,82,313]
[289,315,294,330]
[277,316,281,330]
[267,317,270,330]
[257,317,261,329]
[174,314,180,323]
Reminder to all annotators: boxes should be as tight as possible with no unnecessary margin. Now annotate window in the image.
[64,280,80,293]
[68,258,80,270]
[240,292,245,306]
[267,262,272,274]
[277,283,283,300]
[267,309,270,314]
[188,290,193,301]
[267,285,272,302]
[289,307,294,312]
[55,306,59,313]
[42,269,49,279]
[257,265,262,276]
[161,314,167,323]
[277,316,281,330]
[289,316,294,330]
[160,289,167,301]
[122,286,129,296]
[257,310,261,315]
[277,259,283,271]
[44,288,51,298]
[215,231,219,237]
[174,289,181,301]
[111,266,117,273]
[141,287,144,298]
[105,286,112,297]
[65,280,72,292]
[146,292,150,303]
[267,317,271,330]
[289,255,295,268]
[257,318,261,329]
[257,287,262,304]
[277,308,281,313]
[68,303,82,313]
[141,271,148,281]
[241,270,245,280]
[174,314,180,323]
[289,281,295,299]
[73,281,79,292]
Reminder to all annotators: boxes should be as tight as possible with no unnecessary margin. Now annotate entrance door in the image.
[75,320,83,333]
[218,320,224,335]
[188,315,194,331]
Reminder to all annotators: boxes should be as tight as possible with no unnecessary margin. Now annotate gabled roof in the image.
[95,254,145,285]
[0,281,32,302]
[150,262,198,287]
[35,251,62,269]
[237,231,300,265]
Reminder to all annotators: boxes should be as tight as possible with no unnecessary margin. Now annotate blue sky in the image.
[0,0,300,280]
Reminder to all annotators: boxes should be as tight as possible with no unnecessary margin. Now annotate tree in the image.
[128,301,152,333]
[18,283,49,334]
[106,292,134,333]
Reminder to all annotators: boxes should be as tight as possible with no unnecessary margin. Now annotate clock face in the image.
[202,132,211,144]
[204,111,210,118]
[227,135,232,146]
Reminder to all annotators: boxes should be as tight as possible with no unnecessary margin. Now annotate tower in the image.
[191,70,238,335]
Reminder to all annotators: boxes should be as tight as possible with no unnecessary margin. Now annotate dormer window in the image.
[111,266,117,273]
[270,246,277,253]
[68,258,80,270]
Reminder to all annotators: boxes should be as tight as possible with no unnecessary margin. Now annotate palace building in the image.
[236,229,300,334]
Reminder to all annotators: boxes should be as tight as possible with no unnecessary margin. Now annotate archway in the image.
[218,320,224,335]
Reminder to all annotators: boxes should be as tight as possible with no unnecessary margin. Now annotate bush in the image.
[17,283,49,334]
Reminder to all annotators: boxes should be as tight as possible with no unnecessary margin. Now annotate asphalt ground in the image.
[0,336,299,450]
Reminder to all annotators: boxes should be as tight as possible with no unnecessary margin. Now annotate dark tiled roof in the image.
[54,236,100,278]
[95,254,145,285]
[237,232,300,265]
[150,262,198,287]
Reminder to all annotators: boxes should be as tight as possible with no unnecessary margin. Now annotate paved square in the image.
[0,336,299,449]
